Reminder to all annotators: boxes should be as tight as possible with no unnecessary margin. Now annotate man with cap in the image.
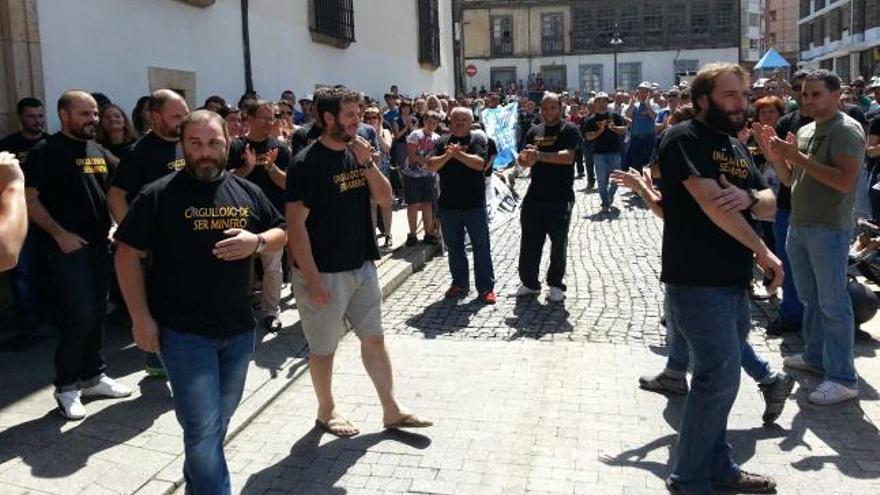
[625,82,659,173]
[295,95,313,126]
[583,92,628,212]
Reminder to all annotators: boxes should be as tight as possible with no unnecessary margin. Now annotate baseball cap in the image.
[594,92,610,100]
[637,81,652,90]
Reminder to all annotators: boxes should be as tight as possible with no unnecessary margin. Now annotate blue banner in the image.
[481,102,518,169]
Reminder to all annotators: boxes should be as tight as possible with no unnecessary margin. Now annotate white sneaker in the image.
[547,287,566,302]
[783,354,823,375]
[81,376,133,399]
[54,390,86,420]
[808,380,858,405]
[515,284,541,297]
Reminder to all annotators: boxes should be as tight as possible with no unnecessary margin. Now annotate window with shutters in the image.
[541,13,565,55]
[309,0,355,48]
[418,0,440,68]
[491,15,513,56]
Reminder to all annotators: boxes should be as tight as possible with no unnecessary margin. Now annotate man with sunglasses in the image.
[227,100,291,332]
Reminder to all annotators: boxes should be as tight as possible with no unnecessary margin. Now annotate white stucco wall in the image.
[464,47,740,93]
[37,0,455,131]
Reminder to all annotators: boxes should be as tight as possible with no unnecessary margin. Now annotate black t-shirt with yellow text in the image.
[114,171,285,337]
[112,132,184,199]
[227,136,291,213]
[286,140,379,273]
[24,133,112,245]
[658,119,767,288]
[0,131,49,167]
[523,122,581,202]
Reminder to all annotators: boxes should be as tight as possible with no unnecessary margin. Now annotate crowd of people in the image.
[0,63,878,494]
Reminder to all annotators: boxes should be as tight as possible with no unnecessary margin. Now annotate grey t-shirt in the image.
[790,112,865,230]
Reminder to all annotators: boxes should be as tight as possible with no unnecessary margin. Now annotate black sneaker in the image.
[263,315,282,333]
[405,234,418,247]
[765,318,800,336]
[759,372,795,424]
[422,234,440,245]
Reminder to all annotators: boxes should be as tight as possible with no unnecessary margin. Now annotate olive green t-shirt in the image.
[790,112,865,230]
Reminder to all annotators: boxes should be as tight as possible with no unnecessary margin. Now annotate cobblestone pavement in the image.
[224,177,880,494]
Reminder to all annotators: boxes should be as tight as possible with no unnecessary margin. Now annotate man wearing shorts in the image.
[286,87,432,437]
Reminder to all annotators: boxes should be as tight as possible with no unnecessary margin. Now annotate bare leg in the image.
[360,336,402,421]
[381,205,393,236]
[310,353,358,435]
[422,203,434,236]
[407,205,419,235]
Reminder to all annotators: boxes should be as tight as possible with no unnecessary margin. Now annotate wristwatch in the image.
[254,234,267,254]
[746,188,759,209]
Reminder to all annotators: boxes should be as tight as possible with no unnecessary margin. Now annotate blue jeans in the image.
[665,321,771,383]
[437,207,495,293]
[786,225,857,387]
[773,209,803,325]
[594,153,621,208]
[47,243,111,390]
[161,327,255,495]
[666,285,749,492]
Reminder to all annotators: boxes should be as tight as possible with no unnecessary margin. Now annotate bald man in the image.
[25,90,132,420]
[107,89,188,378]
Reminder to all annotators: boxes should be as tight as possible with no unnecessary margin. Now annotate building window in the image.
[490,67,516,92]
[579,64,603,93]
[749,13,760,27]
[417,0,440,68]
[770,10,777,22]
[749,38,760,51]
[618,62,641,91]
[800,0,810,18]
[691,1,711,39]
[541,13,564,55]
[491,15,513,56]
[768,33,777,46]
[674,59,698,80]
[836,55,850,81]
[667,2,687,45]
[815,0,826,10]
[310,0,355,47]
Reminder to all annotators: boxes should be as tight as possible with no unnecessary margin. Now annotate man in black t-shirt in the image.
[108,89,189,222]
[582,92,627,211]
[0,97,49,332]
[107,89,188,377]
[659,64,782,494]
[286,87,431,438]
[228,100,291,332]
[515,93,580,303]
[25,91,133,420]
[115,110,286,495]
[427,107,496,303]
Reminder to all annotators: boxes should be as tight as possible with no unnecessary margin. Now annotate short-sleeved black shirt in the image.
[286,140,380,273]
[523,122,580,203]
[434,132,489,210]
[0,131,49,166]
[658,119,766,288]
[774,110,814,211]
[25,133,112,245]
[112,132,184,198]
[227,136,291,212]
[582,113,626,154]
[114,171,285,337]
[290,122,321,157]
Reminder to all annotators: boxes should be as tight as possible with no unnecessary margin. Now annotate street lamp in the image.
[610,25,623,91]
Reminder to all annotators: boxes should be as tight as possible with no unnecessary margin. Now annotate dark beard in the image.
[70,125,96,140]
[704,97,745,135]
[330,121,353,143]
[186,157,226,182]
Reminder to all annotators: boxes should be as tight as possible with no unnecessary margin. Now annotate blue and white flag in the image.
[481,102,518,169]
